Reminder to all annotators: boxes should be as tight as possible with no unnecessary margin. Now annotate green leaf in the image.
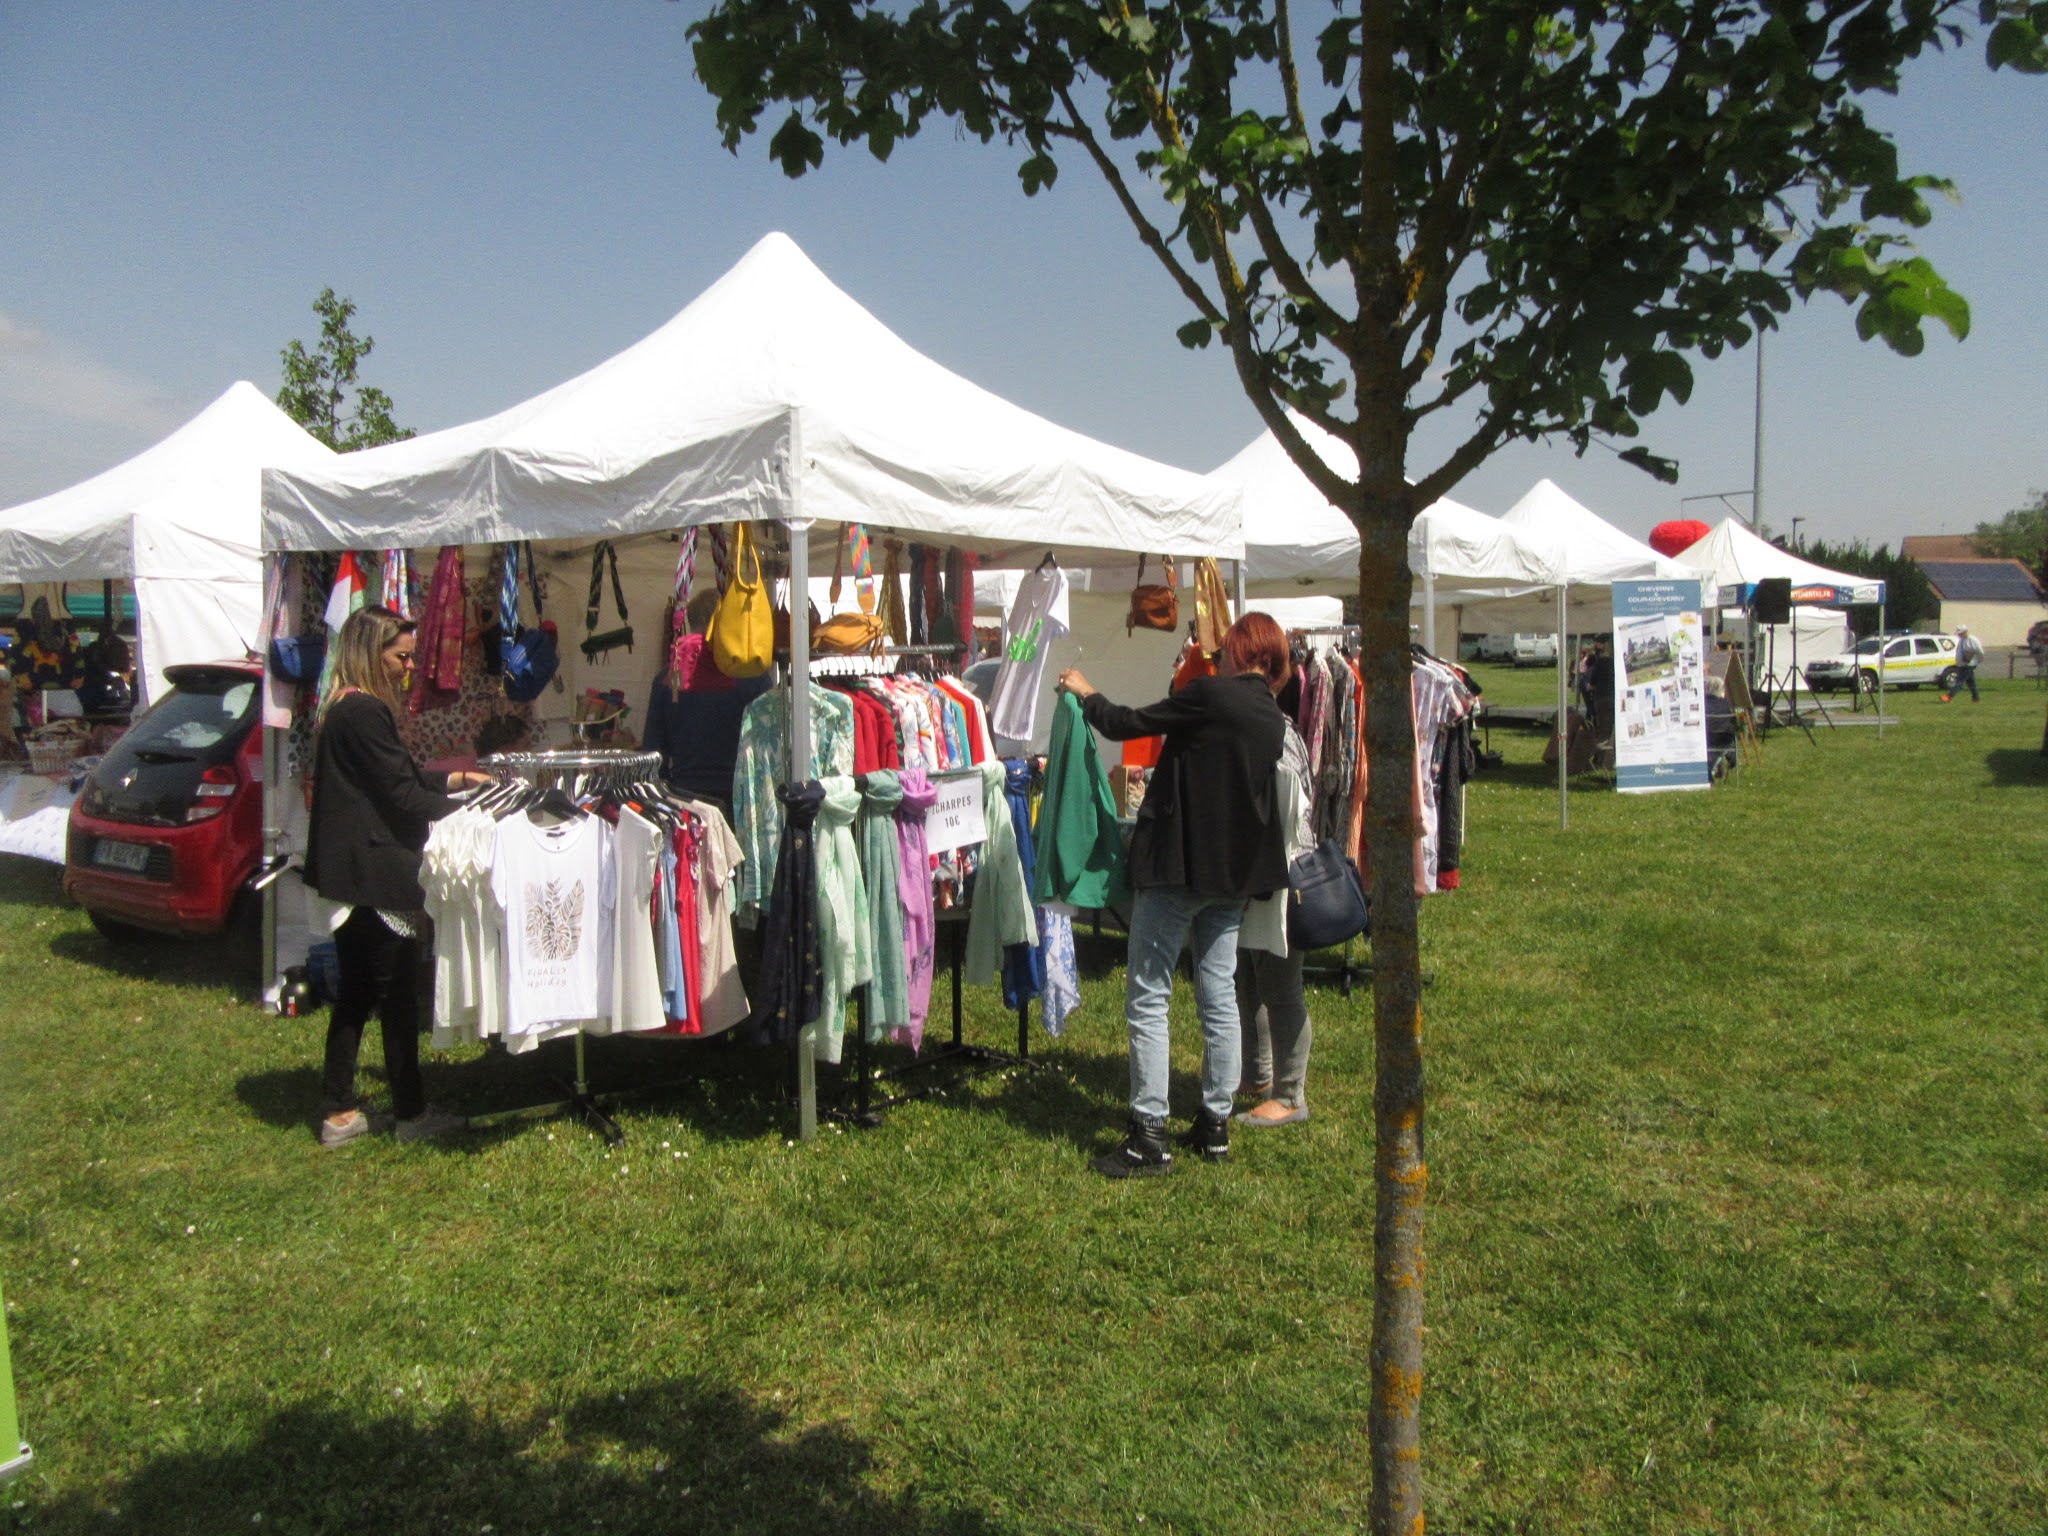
[1617,446,1680,483]
[1176,318,1214,350]
[1986,17,2048,72]
[768,113,824,178]
[1019,151,1058,195]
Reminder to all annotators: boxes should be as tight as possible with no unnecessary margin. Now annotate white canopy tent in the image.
[1212,416,1561,656]
[1673,517,1883,607]
[262,232,1237,569]
[1675,515,1889,730]
[258,231,1242,1140]
[0,382,334,704]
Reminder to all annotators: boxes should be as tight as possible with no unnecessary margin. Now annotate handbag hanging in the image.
[813,525,887,657]
[706,522,774,679]
[1285,837,1371,952]
[500,542,561,703]
[1126,553,1180,636]
[580,539,634,661]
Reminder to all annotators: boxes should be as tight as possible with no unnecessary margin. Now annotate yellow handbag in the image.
[1192,556,1234,657]
[706,522,774,678]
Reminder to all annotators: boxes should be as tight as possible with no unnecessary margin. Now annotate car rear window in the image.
[132,676,257,752]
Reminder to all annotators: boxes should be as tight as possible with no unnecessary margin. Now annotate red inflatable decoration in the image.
[1649,518,1711,558]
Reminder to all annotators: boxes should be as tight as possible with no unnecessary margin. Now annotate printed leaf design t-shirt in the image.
[490,812,616,1041]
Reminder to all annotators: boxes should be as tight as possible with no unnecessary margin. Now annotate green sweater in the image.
[1031,691,1130,911]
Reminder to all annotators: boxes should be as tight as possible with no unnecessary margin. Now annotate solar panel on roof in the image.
[1921,561,2044,602]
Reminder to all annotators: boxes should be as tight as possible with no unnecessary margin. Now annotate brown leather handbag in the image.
[1126,554,1180,636]
[1191,556,1233,657]
[813,527,887,656]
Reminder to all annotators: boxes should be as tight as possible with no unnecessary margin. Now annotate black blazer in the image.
[303,692,456,910]
[1082,672,1288,900]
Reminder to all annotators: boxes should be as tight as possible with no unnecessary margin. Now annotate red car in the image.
[65,659,264,941]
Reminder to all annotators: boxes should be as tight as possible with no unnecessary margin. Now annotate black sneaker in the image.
[1091,1116,1174,1179]
[1181,1108,1231,1162]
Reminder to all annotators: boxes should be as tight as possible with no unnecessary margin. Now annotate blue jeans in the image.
[1955,664,1979,701]
[1124,885,1244,1125]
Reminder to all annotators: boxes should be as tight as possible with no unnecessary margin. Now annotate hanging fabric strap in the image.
[709,525,732,594]
[586,539,628,632]
[498,542,521,638]
[673,526,697,605]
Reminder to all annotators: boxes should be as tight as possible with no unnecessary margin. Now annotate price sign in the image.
[925,771,988,856]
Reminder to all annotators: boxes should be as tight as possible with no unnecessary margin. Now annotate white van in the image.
[1512,633,1559,667]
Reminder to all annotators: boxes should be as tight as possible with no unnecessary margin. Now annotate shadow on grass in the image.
[46,928,259,1000]
[1983,746,2048,787]
[234,1029,801,1147]
[1470,758,1612,794]
[0,853,71,906]
[15,1377,1004,1536]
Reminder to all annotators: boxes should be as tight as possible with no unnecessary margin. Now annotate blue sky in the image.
[2,1,2042,547]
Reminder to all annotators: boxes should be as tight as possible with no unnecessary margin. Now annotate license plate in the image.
[93,840,151,873]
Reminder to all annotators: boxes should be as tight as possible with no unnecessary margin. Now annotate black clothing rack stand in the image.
[462,746,670,1147]
[828,916,1036,1127]
[1286,624,1374,994]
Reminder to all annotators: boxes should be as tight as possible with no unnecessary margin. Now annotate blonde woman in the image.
[304,605,491,1148]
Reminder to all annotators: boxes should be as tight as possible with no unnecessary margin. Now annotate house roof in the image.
[1921,559,2044,603]
[1902,534,1981,560]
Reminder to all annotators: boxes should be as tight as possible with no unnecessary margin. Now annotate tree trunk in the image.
[1356,490,1425,1536]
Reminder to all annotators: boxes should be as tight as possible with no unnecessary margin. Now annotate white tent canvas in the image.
[262,233,1239,568]
[0,382,335,702]
[1213,416,1557,597]
[1674,517,1884,607]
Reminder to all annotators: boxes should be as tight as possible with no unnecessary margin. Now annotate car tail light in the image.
[185,764,240,823]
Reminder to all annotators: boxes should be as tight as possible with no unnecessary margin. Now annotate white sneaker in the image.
[318,1110,370,1149]
[395,1105,467,1144]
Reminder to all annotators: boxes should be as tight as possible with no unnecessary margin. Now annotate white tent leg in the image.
[1877,595,1886,741]
[1557,581,1569,831]
[1233,558,1246,611]
[1423,568,1436,657]
[785,408,818,1144]
[262,724,280,1007]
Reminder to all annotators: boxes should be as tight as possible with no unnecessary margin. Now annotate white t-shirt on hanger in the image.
[989,562,1070,744]
[490,811,617,1041]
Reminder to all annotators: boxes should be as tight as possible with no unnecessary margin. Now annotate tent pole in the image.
[1557,581,1569,831]
[1877,592,1886,742]
[785,410,818,1144]
[1233,558,1246,612]
[1423,567,1436,657]
[261,723,279,1007]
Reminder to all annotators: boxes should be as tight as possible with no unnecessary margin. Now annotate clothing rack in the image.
[831,918,1034,1128]
[464,747,669,1146]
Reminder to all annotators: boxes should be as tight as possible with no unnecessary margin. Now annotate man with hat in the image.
[1942,625,1985,703]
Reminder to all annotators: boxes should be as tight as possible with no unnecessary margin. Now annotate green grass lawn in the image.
[2,680,2044,1534]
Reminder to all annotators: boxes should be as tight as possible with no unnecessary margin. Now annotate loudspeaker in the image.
[1751,577,1792,625]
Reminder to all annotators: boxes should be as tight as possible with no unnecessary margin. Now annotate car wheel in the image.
[1937,666,1959,693]
[1855,669,1878,696]
[88,910,155,944]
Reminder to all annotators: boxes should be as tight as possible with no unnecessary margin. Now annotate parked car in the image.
[1804,632,1959,694]
[1512,633,1559,667]
[65,659,263,940]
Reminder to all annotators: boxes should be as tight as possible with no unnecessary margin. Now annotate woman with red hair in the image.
[1059,611,1291,1177]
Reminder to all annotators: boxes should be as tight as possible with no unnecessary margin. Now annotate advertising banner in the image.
[1612,578,1710,794]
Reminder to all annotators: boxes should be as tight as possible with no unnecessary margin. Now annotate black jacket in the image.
[304,692,457,910]
[1081,672,1288,899]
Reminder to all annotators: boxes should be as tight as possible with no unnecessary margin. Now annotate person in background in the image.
[1235,707,1317,1126]
[1942,625,1984,702]
[305,605,492,1149]
[1058,612,1291,1177]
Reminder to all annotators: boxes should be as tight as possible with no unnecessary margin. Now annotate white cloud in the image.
[0,311,183,437]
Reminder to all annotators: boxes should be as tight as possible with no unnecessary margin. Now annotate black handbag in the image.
[580,539,633,661]
[1285,837,1371,952]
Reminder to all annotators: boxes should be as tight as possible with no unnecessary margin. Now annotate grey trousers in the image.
[1236,948,1312,1109]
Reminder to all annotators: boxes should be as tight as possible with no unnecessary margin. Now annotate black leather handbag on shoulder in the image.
[1285,838,1371,952]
